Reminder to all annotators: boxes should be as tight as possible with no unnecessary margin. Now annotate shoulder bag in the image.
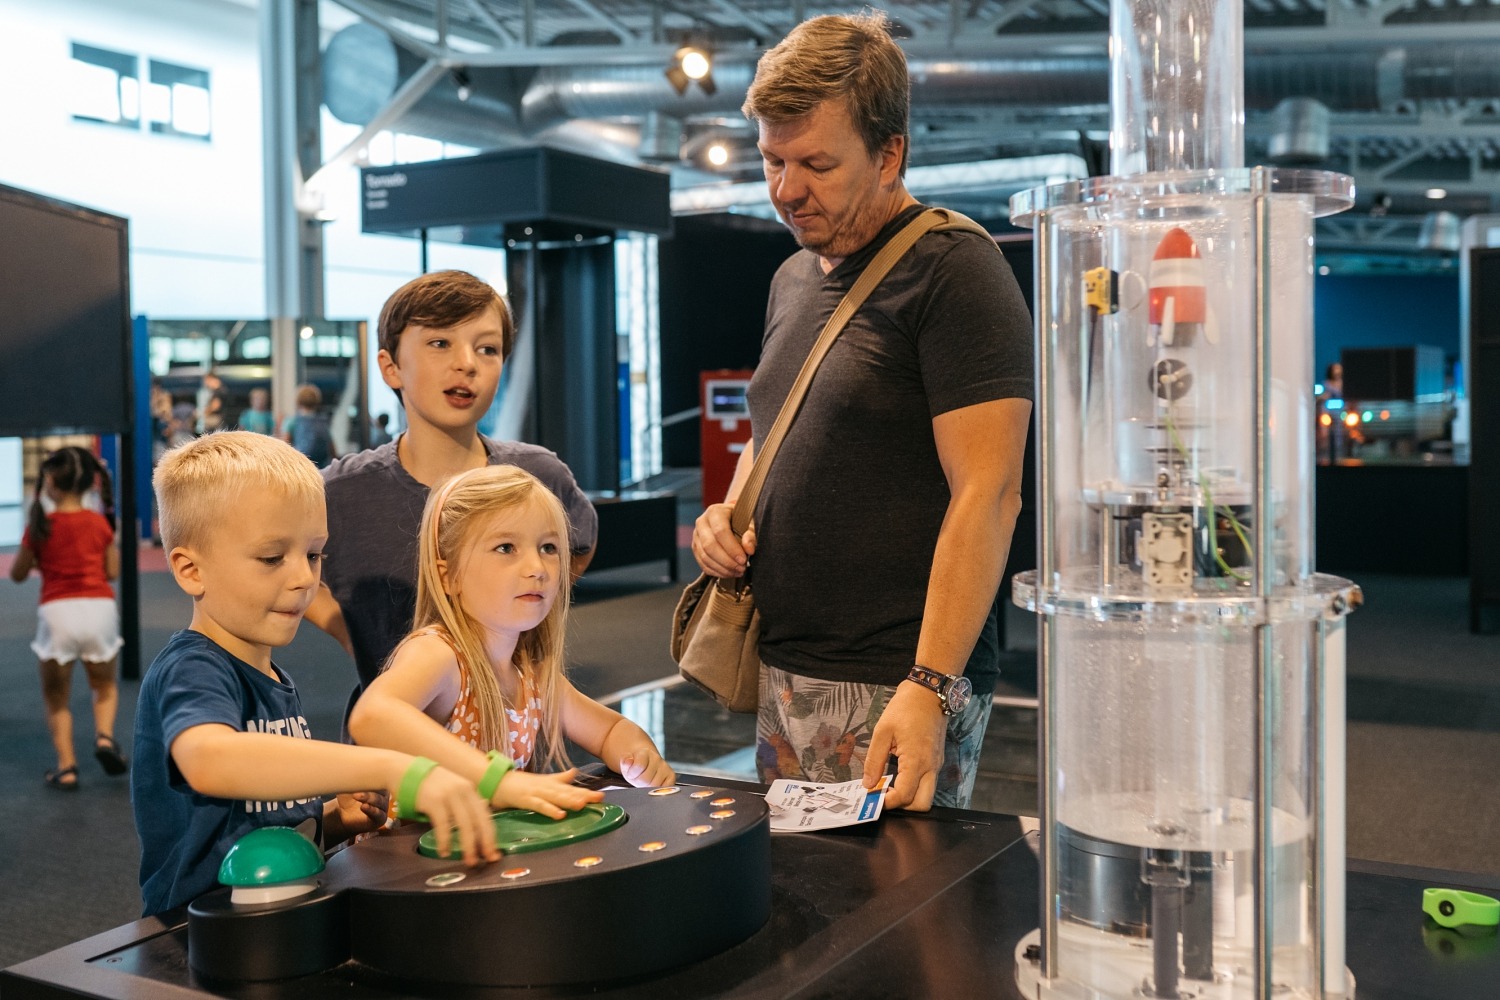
[670,207,995,712]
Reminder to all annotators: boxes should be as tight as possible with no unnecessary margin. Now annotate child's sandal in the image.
[94,734,129,776]
[45,766,80,790]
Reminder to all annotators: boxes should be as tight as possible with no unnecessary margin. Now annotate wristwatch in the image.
[905,665,973,717]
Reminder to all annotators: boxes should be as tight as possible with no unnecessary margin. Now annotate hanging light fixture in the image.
[665,45,715,97]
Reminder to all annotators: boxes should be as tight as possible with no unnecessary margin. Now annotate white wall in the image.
[0,0,268,316]
[0,0,507,540]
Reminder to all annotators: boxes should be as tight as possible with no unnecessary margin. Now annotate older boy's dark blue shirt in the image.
[131,630,323,916]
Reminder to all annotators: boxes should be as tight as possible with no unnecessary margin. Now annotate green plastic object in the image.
[218,827,325,886]
[418,802,628,860]
[1423,887,1500,929]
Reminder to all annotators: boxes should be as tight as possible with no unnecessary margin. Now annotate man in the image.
[691,13,1032,811]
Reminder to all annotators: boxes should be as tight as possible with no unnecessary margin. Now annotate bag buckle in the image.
[713,575,751,601]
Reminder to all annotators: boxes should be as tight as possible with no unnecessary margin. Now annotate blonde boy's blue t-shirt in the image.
[131,630,324,916]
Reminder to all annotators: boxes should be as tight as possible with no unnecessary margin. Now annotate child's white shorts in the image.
[32,598,124,664]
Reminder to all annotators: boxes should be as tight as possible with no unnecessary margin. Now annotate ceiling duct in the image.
[1267,98,1330,164]
[637,111,684,162]
[323,22,526,149]
[323,24,1500,153]
[1417,210,1462,252]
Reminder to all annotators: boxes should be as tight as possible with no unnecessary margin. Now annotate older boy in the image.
[132,433,507,917]
[306,270,598,693]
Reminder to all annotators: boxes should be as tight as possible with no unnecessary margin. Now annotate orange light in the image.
[1344,412,1360,427]
[1319,413,1332,427]
[1379,409,1390,420]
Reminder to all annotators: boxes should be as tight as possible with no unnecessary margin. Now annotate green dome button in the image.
[219,827,325,887]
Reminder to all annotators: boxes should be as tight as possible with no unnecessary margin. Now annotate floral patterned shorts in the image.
[755,660,993,809]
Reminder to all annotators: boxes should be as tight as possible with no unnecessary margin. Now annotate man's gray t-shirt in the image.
[747,205,1033,696]
[321,436,598,688]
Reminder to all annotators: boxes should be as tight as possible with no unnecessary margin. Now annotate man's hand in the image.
[863,683,947,811]
[691,501,757,579]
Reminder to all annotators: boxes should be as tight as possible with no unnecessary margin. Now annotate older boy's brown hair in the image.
[377,270,514,363]
[742,13,911,175]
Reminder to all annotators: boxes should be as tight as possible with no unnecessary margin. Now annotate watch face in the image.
[944,675,973,715]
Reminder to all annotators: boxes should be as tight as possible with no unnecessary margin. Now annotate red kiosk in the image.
[699,369,754,505]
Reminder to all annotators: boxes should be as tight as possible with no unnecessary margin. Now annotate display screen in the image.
[0,185,132,435]
[706,380,750,418]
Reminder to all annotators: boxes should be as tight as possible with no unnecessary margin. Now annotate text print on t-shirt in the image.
[242,714,319,812]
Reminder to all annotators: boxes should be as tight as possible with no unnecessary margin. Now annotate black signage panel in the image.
[361,147,672,244]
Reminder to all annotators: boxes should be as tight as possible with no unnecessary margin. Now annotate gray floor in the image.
[1,473,1498,969]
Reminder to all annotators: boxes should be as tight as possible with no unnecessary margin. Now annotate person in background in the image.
[238,386,276,436]
[691,13,1032,811]
[369,412,393,447]
[9,446,127,790]
[280,383,337,469]
[196,372,225,435]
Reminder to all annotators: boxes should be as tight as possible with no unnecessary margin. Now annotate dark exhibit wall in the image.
[0,185,131,436]
[1314,273,1461,382]
[656,219,1037,473]
[657,216,796,469]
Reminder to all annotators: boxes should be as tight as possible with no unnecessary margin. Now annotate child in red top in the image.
[9,446,127,789]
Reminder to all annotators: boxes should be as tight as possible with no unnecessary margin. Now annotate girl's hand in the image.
[415,766,501,866]
[492,768,604,819]
[619,749,676,788]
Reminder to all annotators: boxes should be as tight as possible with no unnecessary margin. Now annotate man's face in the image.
[758,99,905,263]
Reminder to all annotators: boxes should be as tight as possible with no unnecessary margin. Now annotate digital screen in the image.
[0,186,131,435]
[706,380,749,418]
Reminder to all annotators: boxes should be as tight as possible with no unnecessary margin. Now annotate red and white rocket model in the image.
[1148,227,1214,346]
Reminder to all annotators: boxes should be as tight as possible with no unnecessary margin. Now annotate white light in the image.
[1318,265,1330,275]
[299,326,314,340]
[707,143,729,167]
[681,50,710,81]
[1426,188,1447,200]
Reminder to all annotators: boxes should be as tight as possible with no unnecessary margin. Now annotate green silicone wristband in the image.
[477,750,515,802]
[1423,887,1500,928]
[396,756,440,821]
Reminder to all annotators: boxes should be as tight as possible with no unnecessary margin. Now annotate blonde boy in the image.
[131,432,498,916]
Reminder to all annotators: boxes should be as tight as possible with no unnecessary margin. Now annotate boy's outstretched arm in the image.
[559,681,676,787]
[170,723,499,866]
[348,641,604,819]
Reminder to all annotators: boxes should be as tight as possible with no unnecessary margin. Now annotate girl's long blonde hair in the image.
[407,464,572,770]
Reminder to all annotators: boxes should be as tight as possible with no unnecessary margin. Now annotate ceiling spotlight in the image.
[706,142,729,167]
[665,46,716,97]
[451,68,472,102]
[681,49,710,81]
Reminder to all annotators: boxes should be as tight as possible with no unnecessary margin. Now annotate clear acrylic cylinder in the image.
[1011,168,1359,1000]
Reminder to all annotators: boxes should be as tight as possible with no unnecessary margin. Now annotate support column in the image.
[261,0,325,420]
[506,242,620,492]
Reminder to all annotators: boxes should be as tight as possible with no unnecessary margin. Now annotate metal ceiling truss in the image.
[321,0,1500,255]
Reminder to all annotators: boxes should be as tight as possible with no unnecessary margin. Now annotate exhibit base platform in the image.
[4,777,1497,1000]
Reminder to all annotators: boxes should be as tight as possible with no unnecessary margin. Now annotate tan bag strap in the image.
[727,207,994,536]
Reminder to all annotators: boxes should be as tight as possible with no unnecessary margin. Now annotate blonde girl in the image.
[349,465,673,815]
